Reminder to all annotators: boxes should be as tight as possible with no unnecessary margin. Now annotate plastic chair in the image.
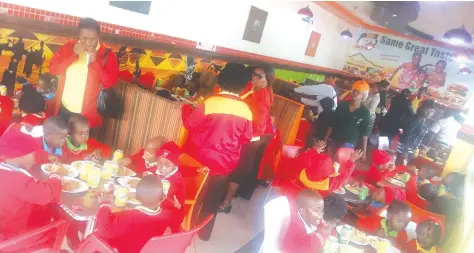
[406,201,445,225]
[0,220,68,253]
[182,169,209,230]
[76,234,116,253]
[140,214,214,253]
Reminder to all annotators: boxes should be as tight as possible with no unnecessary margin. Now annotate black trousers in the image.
[197,174,229,241]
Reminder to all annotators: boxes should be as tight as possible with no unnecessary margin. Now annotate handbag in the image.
[97,48,121,118]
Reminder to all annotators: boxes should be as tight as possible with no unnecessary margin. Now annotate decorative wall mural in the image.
[243,6,268,44]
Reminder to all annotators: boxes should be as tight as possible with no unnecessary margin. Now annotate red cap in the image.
[0,130,38,159]
[155,141,181,166]
[384,187,406,204]
[372,150,392,165]
[299,149,334,181]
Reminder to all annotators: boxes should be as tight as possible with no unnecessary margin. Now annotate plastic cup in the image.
[114,187,129,207]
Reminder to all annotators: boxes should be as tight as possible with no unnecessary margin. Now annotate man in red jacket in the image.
[0,130,62,246]
[49,18,118,128]
[182,63,252,241]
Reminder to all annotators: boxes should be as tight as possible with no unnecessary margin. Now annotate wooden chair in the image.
[0,220,68,253]
[76,234,116,253]
[140,214,214,253]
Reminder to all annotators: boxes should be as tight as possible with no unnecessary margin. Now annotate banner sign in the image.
[343,29,473,108]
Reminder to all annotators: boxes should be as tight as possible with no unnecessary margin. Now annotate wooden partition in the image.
[271,95,304,145]
[97,82,184,155]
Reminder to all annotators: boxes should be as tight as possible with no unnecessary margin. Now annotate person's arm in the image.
[181,104,207,131]
[399,120,418,154]
[91,49,118,89]
[360,111,370,160]
[49,42,78,75]
[389,63,406,80]
[328,161,356,192]
[367,95,380,114]
[300,97,320,107]
[294,85,317,95]
[261,197,290,253]
[96,204,134,238]
[252,95,271,136]
[17,174,61,205]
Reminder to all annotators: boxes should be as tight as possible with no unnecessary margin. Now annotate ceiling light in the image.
[393,14,397,17]
[340,29,353,39]
[297,5,313,19]
[444,25,472,45]
[459,67,472,75]
[455,52,469,62]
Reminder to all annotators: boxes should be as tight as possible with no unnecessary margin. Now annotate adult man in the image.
[50,18,118,128]
[428,109,464,147]
[325,80,370,160]
[262,190,329,253]
[293,76,337,114]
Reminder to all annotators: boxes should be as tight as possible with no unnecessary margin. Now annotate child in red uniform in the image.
[365,186,406,215]
[63,115,111,163]
[353,149,402,186]
[152,141,186,233]
[323,193,348,230]
[295,148,363,196]
[96,175,172,253]
[356,200,411,245]
[0,131,62,247]
[401,218,444,253]
[0,85,14,135]
[34,116,69,164]
[118,136,168,176]
[19,84,47,126]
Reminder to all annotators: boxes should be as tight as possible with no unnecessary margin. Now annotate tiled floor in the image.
[185,186,275,253]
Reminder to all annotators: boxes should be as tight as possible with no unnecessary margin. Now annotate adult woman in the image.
[219,64,274,212]
[379,89,414,140]
[363,80,389,138]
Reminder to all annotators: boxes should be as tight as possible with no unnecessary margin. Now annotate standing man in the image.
[293,76,337,114]
[325,80,370,160]
[49,18,118,128]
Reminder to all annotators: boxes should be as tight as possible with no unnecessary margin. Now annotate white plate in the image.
[336,225,368,245]
[386,177,405,187]
[116,176,139,192]
[70,161,103,170]
[367,235,401,253]
[41,164,79,178]
[344,184,361,195]
[61,177,89,193]
[334,187,346,194]
[113,167,136,177]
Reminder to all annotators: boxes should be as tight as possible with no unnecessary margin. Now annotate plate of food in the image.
[336,226,368,245]
[334,187,346,194]
[114,167,136,177]
[61,177,89,193]
[117,176,140,191]
[367,236,401,253]
[344,184,361,195]
[41,164,79,178]
[385,177,405,187]
[70,161,103,170]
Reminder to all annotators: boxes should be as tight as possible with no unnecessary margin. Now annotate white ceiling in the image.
[338,1,474,43]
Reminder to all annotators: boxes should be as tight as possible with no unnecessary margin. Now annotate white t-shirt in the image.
[430,116,461,146]
[294,83,337,113]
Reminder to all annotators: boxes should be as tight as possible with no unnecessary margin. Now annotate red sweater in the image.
[281,200,329,253]
[63,138,112,163]
[241,83,273,136]
[182,94,253,175]
[128,149,155,176]
[49,41,118,128]
[0,95,13,136]
[0,163,61,240]
[158,170,186,232]
[21,113,47,127]
[96,205,172,253]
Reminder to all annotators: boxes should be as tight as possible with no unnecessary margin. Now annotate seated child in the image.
[17,73,56,101]
[440,171,465,199]
[295,148,363,196]
[312,97,335,141]
[365,186,406,215]
[407,181,438,210]
[355,200,411,245]
[118,136,168,176]
[323,193,348,228]
[63,115,111,163]
[409,164,437,185]
[31,116,68,164]
[96,175,172,253]
[352,150,399,186]
[0,130,62,246]
[153,141,186,233]
[19,84,47,126]
[428,195,462,244]
[401,218,444,253]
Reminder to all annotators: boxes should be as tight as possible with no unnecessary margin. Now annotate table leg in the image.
[83,217,97,238]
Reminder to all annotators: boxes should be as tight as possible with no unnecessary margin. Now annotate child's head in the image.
[372,187,406,205]
[38,73,57,91]
[323,193,347,227]
[372,150,395,170]
[442,172,465,199]
[155,142,181,176]
[418,183,438,201]
[218,63,250,94]
[418,165,436,180]
[0,130,38,170]
[416,219,443,250]
[143,136,168,164]
[296,190,324,227]
[386,200,412,232]
[43,116,68,149]
[136,175,164,208]
[319,97,335,113]
[19,85,45,114]
[68,115,90,146]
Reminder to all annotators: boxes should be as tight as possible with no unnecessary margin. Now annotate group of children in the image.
[0,111,190,252]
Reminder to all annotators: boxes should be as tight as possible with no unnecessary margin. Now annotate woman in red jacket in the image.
[49,18,118,128]
[219,64,274,212]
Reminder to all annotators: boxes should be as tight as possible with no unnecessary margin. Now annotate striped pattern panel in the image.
[98,82,184,155]
[271,95,304,145]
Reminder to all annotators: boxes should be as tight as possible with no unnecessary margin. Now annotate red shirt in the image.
[128,149,154,176]
[182,94,253,175]
[241,83,273,136]
[0,163,61,240]
[62,138,112,163]
[158,170,186,231]
[21,113,47,127]
[49,41,118,128]
[96,205,172,253]
[0,95,13,135]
